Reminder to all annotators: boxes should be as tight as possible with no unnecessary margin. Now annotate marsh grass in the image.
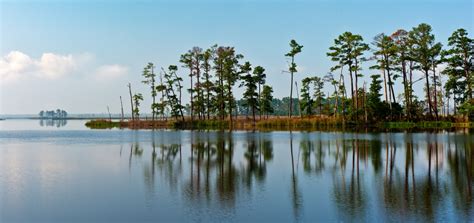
[85,118,474,131]
[85,119,122,129]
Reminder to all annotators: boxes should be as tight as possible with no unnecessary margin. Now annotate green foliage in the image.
[261,85,274,117]
[212,46,243,120]
[240,62,260,122]
[442,28,473,106]
[313,76,325,114]
[409,23,443,117]
[132,93,144,119]
[162,65,185,120]
[368,74,383,103]
[285,39,303,118]
[113,24,474,128]
[300,77,313,115]
[201,46,216,118]
[371,33,398,103]
[142,62,157,120]
[285,39,303,73]
[327,31,369,115]
[366,75,389,122]
[299,76,325,116]
[459,99,474,120]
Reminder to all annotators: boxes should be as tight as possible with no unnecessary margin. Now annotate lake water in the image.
[1,120,473,222]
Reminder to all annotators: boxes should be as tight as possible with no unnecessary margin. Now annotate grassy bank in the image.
[85,119,123,129]
[85,118,473,131]
[382,121,474,130]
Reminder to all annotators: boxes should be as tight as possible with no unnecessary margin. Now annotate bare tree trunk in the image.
[295,81,302,118]
[120,96,124,122]
[447,95,450,116]
[289,56,294,118]
[401,58,409,120]
[190,70,194,122]
[258,84,262,120]
[432,62,439,120]
[128,83,134,121]
[151,66,156,122]
[363,83,367,123]
[354,60,359,118]
[206,74,210,120]
[195,59,202,120]
[424,69,433,117]
[383,69,389,104]
[228,85,233,129]
[454,94,457,116]
[334,84,339,117]
[409,61,414,112]
[340,73,346,123]
[387,69,396,104]
[349,68,355,111]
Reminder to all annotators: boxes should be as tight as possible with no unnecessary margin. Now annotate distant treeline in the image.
[38,109,68,119]
[120,23,472,125]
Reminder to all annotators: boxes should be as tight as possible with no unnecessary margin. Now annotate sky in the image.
[0,0,473,114]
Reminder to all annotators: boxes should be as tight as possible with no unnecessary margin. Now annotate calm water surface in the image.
[1,120,473,222]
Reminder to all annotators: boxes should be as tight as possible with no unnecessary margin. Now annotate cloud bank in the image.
[0,51,128,84]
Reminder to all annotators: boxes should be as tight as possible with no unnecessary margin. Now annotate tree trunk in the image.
[465,52,472,100]
[363,83,367,123]
[120,96,124,122]
[354,60,359,117]
[453,94,457,116]
[195,61,202,120]
[295,81,302,118]
[409,61,414,115]
[128,83,134,121]
[258,84,261,120]
[401,58,409,120]
[228,85,233,129]
[151,66,155,122]
[383,69,389,104]
[349,68,355,111]
[387,70,396,105]
[190,69,194,121]
[341,74,346,123]
[252,104,256,124]
[432,62,439,120]
[424,69,433,117]
[289,56,294,118]
[206,72,210,120]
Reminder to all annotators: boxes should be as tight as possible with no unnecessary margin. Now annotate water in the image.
[1,120,473,222]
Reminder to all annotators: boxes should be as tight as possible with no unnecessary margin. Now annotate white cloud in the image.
[0,51,87,83]
[0,51,129,85]
[0,51,34,82]
[94,64,128,80]
[36,53,76,79]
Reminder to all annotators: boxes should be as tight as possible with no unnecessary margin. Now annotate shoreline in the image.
[84,118,474,132]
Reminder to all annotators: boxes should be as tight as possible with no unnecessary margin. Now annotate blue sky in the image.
[1,0,472,114]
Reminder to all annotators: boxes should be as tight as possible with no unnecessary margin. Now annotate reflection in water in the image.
[122,131,473,221]
[290,131,303,221]
[39,119,67,128]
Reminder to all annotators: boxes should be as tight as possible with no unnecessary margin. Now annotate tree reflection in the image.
[123,131,474,221]
[299,133,325,175]
[39,119,67,128]
[447,134,473,216]
[332,136,367,220]
[243,131,273,189]
[290,131,303,221]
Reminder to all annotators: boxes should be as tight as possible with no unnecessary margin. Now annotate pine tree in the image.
[285,40,303,118]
